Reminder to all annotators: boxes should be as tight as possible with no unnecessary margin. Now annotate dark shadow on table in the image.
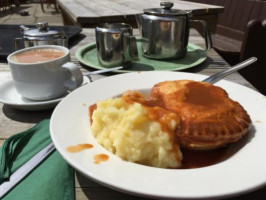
[227,186,266,200]
[68,33,86,49]
[180,57,209,73]
[2,104,53,123]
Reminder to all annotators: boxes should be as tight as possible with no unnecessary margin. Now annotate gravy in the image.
[94,154,109,164]
[181,147,229,169]
[66,143,93,153]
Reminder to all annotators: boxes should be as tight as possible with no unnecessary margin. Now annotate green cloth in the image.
[0,119,75,200]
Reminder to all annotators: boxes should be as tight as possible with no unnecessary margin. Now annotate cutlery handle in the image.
[82,66,123,76]
[202,57,257,84]
[0,142,55,198]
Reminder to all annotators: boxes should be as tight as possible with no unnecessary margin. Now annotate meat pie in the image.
[150,80,251,150]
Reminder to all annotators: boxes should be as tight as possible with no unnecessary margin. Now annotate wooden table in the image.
[1,28,265,200]
[57,0,224,32]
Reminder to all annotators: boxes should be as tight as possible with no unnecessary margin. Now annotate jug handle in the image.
[62,34,69,48]
[124,33,139,60]
[13,38,24,51]
[189,20,213,50]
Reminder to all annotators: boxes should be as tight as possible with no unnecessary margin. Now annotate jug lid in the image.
[143,2,188,16]
[21,22,63,37]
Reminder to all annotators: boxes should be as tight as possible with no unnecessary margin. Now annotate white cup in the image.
[7,45,83,101]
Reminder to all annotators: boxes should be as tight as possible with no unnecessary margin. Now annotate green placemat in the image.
[75,39,207,73]
[0,119,74,200]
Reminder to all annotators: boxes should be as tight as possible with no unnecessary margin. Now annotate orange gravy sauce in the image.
[180,147,229,169]
[94,154,109,164]
[185,82,223,107]
[66,143,93,153]
[89,103,97,124]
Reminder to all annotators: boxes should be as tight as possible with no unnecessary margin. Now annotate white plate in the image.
[0,76,89,111]
[50,71,266,199]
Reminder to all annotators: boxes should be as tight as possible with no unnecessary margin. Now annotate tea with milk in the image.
[11,48,65,63]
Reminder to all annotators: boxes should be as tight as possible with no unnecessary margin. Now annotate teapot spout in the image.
[19,25,30,34]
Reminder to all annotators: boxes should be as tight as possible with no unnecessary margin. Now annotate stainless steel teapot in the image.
[14,22,68,50]
[136,2,212,60]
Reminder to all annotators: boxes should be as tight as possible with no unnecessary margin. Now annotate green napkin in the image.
[0,119,75,200]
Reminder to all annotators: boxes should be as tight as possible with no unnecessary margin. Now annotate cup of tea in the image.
[95,23,139,68]
[7,45,83,101]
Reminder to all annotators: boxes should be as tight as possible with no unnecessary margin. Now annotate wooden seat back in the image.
[184,0,266,41]
[216,0,266,41]
[184,0,266,95]
[239,19,266,95]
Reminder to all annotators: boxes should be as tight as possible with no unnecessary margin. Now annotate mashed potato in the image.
[90,95,182,168]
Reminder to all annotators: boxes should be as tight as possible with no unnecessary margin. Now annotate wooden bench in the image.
[184,0,266,95]
[184,0,266,64]
[213,0,266,64]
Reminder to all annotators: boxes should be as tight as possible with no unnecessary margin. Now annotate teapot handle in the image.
[189,20,213,50]
[61,34,69,48]
[13,38,24,51]
[124,33,139,61]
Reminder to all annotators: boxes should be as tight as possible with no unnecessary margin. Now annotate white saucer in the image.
[0,76,89,111]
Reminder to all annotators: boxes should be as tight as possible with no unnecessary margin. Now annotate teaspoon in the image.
[202,57,257,84]
[82,57,257,82]
[82,66,123,76]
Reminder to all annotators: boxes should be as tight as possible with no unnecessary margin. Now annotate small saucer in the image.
[0,76,89,111]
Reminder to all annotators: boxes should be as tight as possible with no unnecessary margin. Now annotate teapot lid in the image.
[143,2,188,16]
[21,22,63,37]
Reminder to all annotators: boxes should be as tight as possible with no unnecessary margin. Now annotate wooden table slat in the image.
[57,0,224,28]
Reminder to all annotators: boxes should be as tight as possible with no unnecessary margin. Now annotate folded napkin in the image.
[0,119,75,200]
